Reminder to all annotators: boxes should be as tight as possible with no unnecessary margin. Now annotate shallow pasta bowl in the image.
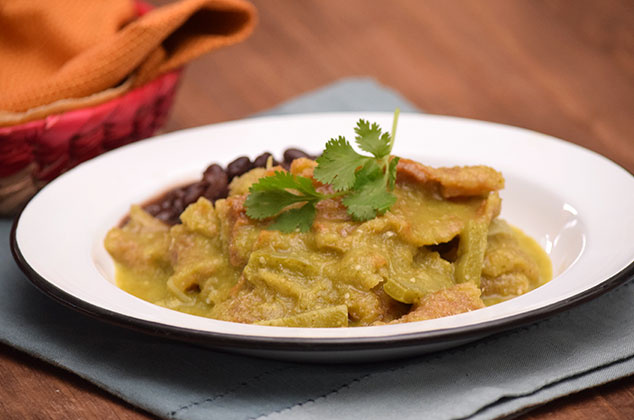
[11,113,634,362]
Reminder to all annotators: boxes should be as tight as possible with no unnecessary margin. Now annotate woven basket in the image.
[0,1,182,215]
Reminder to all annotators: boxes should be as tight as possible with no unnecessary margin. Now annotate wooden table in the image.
[2,0,633,418]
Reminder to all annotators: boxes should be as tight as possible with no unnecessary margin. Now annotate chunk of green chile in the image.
[383,251,454,304]
[256,305,349,327]
[454,219,489,286]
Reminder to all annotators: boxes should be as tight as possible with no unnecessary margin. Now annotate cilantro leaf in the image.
[250,171,318,197]
[245,172,321,220]
[343,160,397,221]
[353,159,383,187]
[387,156,400,191]
[244,109,402,231]
[267,202,316,233]
[354,119,392,159]
[343,177,397,221]
[313,136,369,191]
[245,190,308,220]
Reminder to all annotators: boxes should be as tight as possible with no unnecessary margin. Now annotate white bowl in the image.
[11,113,634,362]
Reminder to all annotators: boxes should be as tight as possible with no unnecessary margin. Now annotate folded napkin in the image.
[0,0,256,124]
[1,78,633,420]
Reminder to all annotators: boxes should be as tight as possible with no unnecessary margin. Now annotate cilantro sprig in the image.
[245,109,401,233]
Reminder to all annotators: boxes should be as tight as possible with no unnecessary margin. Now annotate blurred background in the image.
[153,0,634,173]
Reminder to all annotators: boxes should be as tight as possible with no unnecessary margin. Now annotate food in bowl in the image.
[105,112,551,327]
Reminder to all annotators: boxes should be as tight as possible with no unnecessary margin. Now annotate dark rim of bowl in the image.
[10,203,634,354]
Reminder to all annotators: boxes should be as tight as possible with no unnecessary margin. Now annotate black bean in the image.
[144,203,161,215]
[203,164,228,189]
[155,209,176,223]
[203,164,226,184]
[253,152,274,168]
[161,188,186,217]
[226,156,253,180]
[202,164,229,201]
[172,197,185,214]
[183,181,207,206]
[160,199,173,210]
[204,184,228,202]
[283,148,311,163]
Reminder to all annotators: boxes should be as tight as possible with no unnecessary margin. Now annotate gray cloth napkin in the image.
[1,77,633,420]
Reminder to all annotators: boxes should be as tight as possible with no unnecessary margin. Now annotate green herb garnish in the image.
[245,109,401,232]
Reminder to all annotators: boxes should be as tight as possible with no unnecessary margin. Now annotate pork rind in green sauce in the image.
[105,157,551,327]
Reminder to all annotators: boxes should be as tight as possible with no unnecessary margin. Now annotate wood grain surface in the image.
[1,0,633,419]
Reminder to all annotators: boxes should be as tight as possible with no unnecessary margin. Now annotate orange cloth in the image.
[0,0,256,114]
